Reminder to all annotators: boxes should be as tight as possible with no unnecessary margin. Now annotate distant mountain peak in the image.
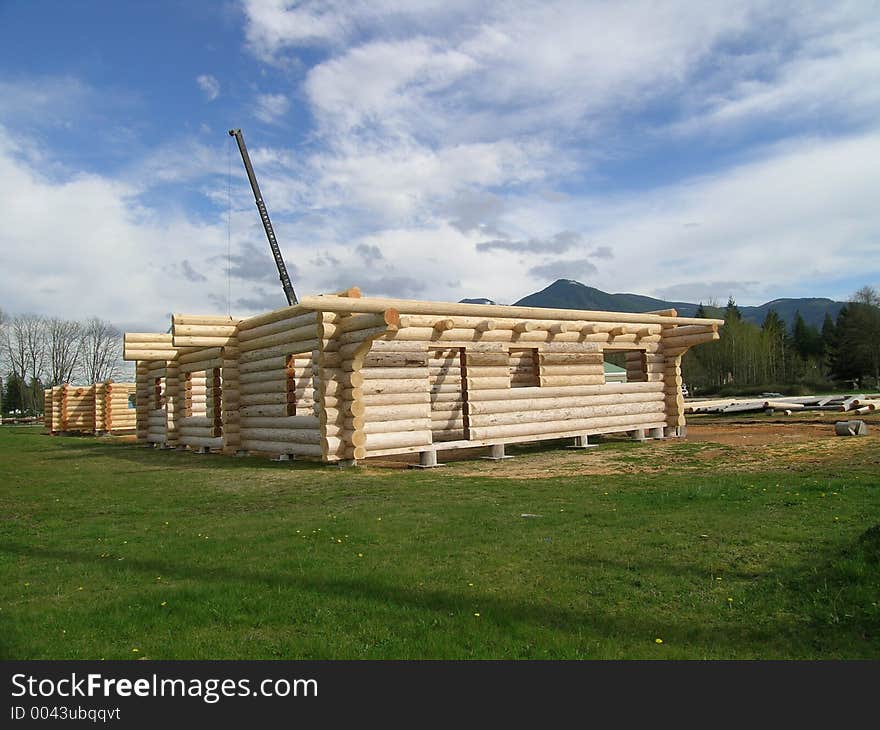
[514,279,844,329]
[459,297,496,305]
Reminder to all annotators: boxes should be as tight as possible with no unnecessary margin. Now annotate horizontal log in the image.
[539,375,606,387]
[335,310,400,335]
[469,412,666,440]
[240,415,320,429]
[237,324,319,353]
[172,314,240,327]
[178,358,223,373]
[537,365,604,376]
[363,418,432,434]
[467,377,511,390]
[177,347,222,365]
[662,332,720,349]
[365,430,433,452]
[335,325,398,347]
[238,356,288,374]
[471,401,664,427]
[178,416,214,428]
[238,370,288,385]
[238,311,319,340]
[240,404,293,418]
[239,340,319,363]
[238,438,316,455]
[364,352,430,368]
[361,367,430,380]
[297,295,724,326]
[468,391,663,414]
[173,336,235,348]
[240,428,320,444]
[124,349,177,362]
[363,404,431,421]
[363,392,431,406]
[470,382,663,401]
[125,332,173,344]
[538,353,605,365]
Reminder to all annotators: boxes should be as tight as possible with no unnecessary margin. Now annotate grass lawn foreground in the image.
[0,422,878,660]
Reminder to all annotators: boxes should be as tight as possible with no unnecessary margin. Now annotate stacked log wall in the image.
[236,309,321,457]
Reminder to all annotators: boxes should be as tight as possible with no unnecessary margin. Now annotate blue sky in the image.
[1,0,878,331]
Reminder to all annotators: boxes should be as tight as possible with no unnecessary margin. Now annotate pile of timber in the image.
[685,394,880,415]
[43,381,137,434]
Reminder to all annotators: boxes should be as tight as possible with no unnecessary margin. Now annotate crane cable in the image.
[226,133,232,317]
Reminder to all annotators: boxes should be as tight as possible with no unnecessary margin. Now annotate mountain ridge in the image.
[505,280,844,329]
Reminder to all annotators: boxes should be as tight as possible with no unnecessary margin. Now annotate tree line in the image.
[682,286,880,395]
[0,309,129,415]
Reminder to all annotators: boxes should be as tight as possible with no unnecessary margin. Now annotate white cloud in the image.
[196,74,220,101]
[254,92,290,124]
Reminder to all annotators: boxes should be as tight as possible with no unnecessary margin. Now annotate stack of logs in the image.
[43,381,136,434]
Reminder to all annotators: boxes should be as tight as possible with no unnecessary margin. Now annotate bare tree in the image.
[78,317,123,383]
[46,317,82,385]
[0,313,47,412]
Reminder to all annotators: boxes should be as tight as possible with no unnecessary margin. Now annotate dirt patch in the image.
[367,411,879,479]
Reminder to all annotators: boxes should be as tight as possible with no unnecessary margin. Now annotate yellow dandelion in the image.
[357,553,363,558]
[474,612,481,617]
[468,582,474,587]
[161,601,167,607]
[337,539,342,543]
[77,586,84,591]
[655,638,663,644]
[132,648,140,653]
[727,597,734,603]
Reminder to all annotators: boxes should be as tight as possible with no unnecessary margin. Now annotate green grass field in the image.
[1,424,878,659]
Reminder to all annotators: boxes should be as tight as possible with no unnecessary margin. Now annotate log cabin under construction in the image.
[44,382,137,435]
[123,288,723,465]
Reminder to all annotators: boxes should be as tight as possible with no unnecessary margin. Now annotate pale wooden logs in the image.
[297,295,723,326]
[171,314,240,348]
[469,382,663,401]
[239,341,320,363]
[240,404,316,418]
[471,401,664,427]
[238,323,320,353]
[124,333,177,361]
[468,391,663,414]
[365,430,433,452]
[237,428,320,444]
[334,310,400,336]
[662,331,720,349]
[240,439,324,457]
[241,416,319,429]
[375,326,663,345]
[237,311,320,343]
[469,412,666,441]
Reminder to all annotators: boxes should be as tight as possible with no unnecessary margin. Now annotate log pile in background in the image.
[123,290,723,462]
[685,393,880,416]
[43,382,136,434]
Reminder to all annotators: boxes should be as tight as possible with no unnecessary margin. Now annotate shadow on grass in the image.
[4,530,877,658]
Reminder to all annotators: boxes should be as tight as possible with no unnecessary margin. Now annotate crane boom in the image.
[228,128,298,306]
